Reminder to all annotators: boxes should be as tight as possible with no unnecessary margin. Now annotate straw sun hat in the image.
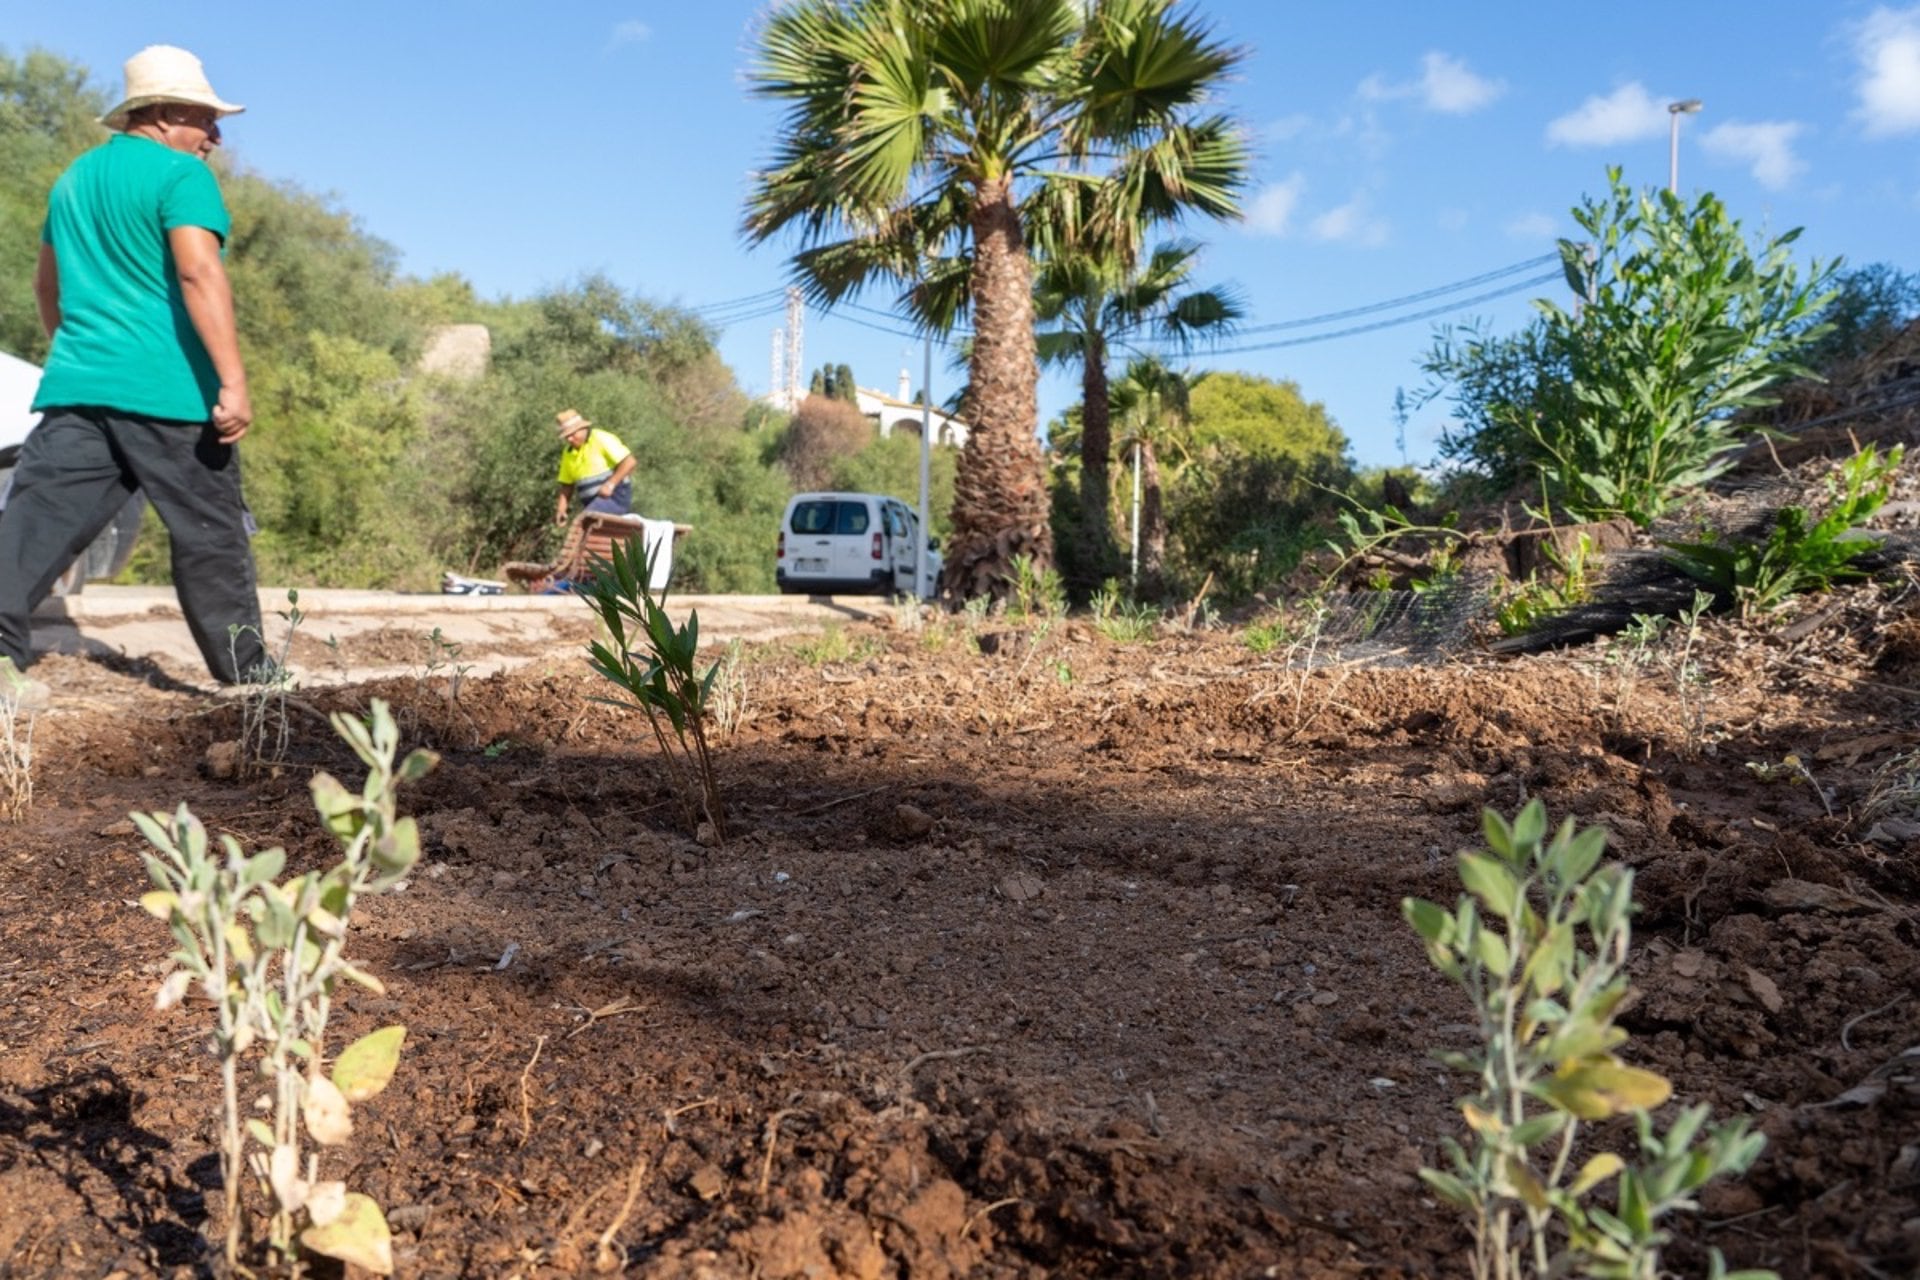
[100,45,245,132]
[554,409,592,438]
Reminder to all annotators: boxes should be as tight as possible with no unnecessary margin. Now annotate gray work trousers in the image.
[0,406,265,683]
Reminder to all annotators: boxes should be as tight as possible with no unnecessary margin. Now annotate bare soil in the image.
[1,598,1917,1279]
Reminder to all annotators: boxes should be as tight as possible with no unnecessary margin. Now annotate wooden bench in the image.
[501,513,691,595]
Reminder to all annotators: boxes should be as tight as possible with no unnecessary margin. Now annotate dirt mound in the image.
[0,617,1915,1277]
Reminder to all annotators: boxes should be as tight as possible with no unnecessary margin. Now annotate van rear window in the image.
[790,500,870,535]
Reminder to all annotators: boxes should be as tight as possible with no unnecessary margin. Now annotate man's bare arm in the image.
[33,244,60,337]
[602,452,637,496]
[169,226,251,442]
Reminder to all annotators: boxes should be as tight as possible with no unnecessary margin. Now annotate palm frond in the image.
[1093,114,1246,253]
[929,0,1080,100]
[1069,0,1244,147]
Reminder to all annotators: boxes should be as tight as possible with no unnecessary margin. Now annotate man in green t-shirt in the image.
[0,45,264,706]
[551,408,637,524]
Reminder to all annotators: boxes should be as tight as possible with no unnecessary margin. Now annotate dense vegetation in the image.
[1,48,962,594]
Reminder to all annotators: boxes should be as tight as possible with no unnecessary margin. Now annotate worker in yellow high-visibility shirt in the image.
[550,408,636,525]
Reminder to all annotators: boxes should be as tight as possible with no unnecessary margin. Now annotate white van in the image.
[776,492,941,598]
[0,351,145,594]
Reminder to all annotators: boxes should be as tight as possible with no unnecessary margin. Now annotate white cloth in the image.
[639,517,675,591]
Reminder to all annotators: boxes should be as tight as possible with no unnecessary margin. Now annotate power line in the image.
[693,299,788,323]
[830,308,961,347]
[678,251,1565,353]
[696,302,788,329]
[684,288,786,315]
[1228,254,1558,336]
[1182,271,1562,356]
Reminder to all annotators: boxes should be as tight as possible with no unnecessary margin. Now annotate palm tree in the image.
[742,0,1245,600]
[1110,356,1197,594]
[1034,238,1241,590]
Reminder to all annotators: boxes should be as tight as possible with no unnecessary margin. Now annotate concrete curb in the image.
[35,586,885,623]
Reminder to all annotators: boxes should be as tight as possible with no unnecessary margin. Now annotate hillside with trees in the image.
[1,47,962,594]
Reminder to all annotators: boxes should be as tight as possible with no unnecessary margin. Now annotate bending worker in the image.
[551,408,636,525]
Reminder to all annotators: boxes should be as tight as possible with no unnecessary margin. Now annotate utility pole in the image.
[1667,99,1702,195]
[1129,442,1142,588]
[917,333,933,601]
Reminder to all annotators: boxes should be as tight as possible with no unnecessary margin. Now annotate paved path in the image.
[31,585,891,687]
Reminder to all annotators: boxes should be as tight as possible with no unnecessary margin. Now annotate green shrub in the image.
[1425,169,1834,526]
[1663,444,1902,617]
[1405,802,1772,1280]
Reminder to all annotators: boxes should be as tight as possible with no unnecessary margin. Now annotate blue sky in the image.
[11,2,1919,467]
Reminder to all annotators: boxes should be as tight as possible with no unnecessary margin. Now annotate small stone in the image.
[204,740,240,780]
[999,872,1043,903]
[685,1163,727,1201]
[388,1204,433,1233]
[894,804,935,838]
[696,822,719,848]
[1743,967,1783,1014]
[1311,990,1339,1006]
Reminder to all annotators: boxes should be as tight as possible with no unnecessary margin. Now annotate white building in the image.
[853,369,970,448]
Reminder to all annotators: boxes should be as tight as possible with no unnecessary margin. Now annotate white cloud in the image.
[1852,6,1920,136]
[1359,51,1504,114]
[609,19,652,46]
[1263,113,1313,142]
[1504,212,1560,239]
[1702,121,1807,189]
[1418,52,1505,114]
[1546,82,1669,146]
[1245,173,1306,236]
[1309,194,1389,247]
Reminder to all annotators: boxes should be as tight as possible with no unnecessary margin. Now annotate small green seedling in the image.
[581,538,727,842]
[137,699,435,1276]
[228,589,303,776]
[1404,801,1773,1280]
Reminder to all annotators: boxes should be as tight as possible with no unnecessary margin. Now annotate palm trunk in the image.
[1139,439,1166,596]
[1074,333,1120,592]
[943,175,1052,602]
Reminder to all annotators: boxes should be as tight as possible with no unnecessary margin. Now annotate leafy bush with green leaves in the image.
[1663,444,1902,617]
[136,700,434,1276]
[1795,262,1920,370]
[1405,802,1772,1280]
[1426,169,1833,525]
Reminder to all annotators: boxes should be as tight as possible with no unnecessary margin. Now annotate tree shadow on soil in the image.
[0,1066,211,1273]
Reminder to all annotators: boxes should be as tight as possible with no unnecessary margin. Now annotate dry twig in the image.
[1841,993,1909,1053]
[565,997,645,1040]
[517,1035,546,1148]
[757,1109,806,1199]
[663,1096,717,1135]
[962,1197,1024,1237]
[593,1154,650,1273]
[901,1045,992,1075]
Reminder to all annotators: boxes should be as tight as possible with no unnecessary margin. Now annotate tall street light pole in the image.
[1668,99,1702,195]
[918,330,933,601]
